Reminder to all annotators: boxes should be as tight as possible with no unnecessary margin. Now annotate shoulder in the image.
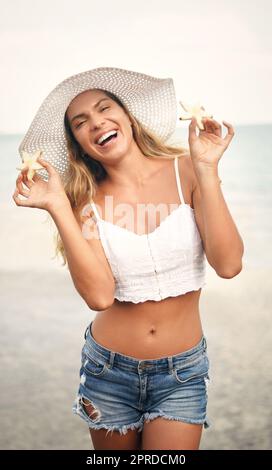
[176,152,197,193]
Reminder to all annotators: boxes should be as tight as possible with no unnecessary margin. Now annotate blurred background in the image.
[1,0,271,450]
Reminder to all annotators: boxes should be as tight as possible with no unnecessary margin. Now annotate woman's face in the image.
[66,89,134,164]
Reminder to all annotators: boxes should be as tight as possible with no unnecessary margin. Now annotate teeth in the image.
[97,130,117,145]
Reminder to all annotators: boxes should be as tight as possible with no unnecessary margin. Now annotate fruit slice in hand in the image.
[179,100,213,130]
[16,150,44,182]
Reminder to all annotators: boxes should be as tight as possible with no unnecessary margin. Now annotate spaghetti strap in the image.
[174,157,185,205]
[90,201,101,220]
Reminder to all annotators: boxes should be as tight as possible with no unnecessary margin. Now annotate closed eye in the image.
[75,107,109,129]
[75,121,85,129]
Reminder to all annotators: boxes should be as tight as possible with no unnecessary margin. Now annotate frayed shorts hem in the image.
[72,403,143,437]
[73,404,210,437]
[142,412,211,430]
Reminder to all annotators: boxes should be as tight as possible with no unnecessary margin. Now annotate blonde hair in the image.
[54,89,188,265]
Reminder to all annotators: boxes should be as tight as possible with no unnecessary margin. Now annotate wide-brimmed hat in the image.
[18,67,177,182]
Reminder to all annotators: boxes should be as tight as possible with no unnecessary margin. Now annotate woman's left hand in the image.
[188,117,235,170]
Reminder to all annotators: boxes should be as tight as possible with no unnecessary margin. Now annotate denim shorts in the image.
[72,321,211,436]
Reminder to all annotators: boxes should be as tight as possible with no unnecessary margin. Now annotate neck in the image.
[102,142,162,190]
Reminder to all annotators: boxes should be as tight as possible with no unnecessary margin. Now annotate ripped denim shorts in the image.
[72,321,211,436]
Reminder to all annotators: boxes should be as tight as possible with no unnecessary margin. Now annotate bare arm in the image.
[192,166,244,277]
[49,201,115,311]
[187,117,244,278]
[13,157,115,310]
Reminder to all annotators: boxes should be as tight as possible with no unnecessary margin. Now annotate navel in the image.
[148,326,157,335]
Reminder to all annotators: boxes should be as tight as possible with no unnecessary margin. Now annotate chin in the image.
[104,144,130,160]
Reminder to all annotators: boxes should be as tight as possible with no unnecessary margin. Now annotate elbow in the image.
[87,297,115,311]
[73,275,116,311]
[85,287,115,311]
[216,262,243,279]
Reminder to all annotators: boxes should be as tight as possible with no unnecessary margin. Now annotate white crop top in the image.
[90,157,206,303]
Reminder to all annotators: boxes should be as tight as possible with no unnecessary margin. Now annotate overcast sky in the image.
[1,0,271,133]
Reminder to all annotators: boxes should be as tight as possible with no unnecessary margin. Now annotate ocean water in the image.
[1,124,272,270]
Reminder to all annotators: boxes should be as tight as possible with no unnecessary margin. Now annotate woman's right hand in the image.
[12,157,70,212]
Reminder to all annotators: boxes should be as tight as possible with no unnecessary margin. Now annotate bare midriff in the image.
[91,289,203,360]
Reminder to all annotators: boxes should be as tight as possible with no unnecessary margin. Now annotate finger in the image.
[12,188,30,207]
[188,117,198,144]
[32,173,42,183]
[16,174,30,197]
[16,172,23,184]
[22,171,35,189]
[206,118,221,129]
[37,157,57,176]
[222,121,235,145]
[202,118,222,136]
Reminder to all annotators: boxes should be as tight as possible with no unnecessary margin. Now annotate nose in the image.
[89,115,106,131]
[88,119,106,142]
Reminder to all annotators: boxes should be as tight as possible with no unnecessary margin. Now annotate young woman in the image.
[14,67,244,450]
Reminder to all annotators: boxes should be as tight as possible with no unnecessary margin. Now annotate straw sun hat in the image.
[18,67,178,182]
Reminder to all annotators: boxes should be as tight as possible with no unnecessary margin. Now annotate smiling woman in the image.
[14,66,243,451]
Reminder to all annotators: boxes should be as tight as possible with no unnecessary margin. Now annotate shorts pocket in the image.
[81,347,109,378]
[172,352,209,385]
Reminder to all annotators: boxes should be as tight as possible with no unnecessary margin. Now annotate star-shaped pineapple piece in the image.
[179,100,213,130]
[16,150,44,182]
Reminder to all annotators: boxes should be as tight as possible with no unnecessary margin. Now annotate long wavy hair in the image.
[54,89,188,265]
